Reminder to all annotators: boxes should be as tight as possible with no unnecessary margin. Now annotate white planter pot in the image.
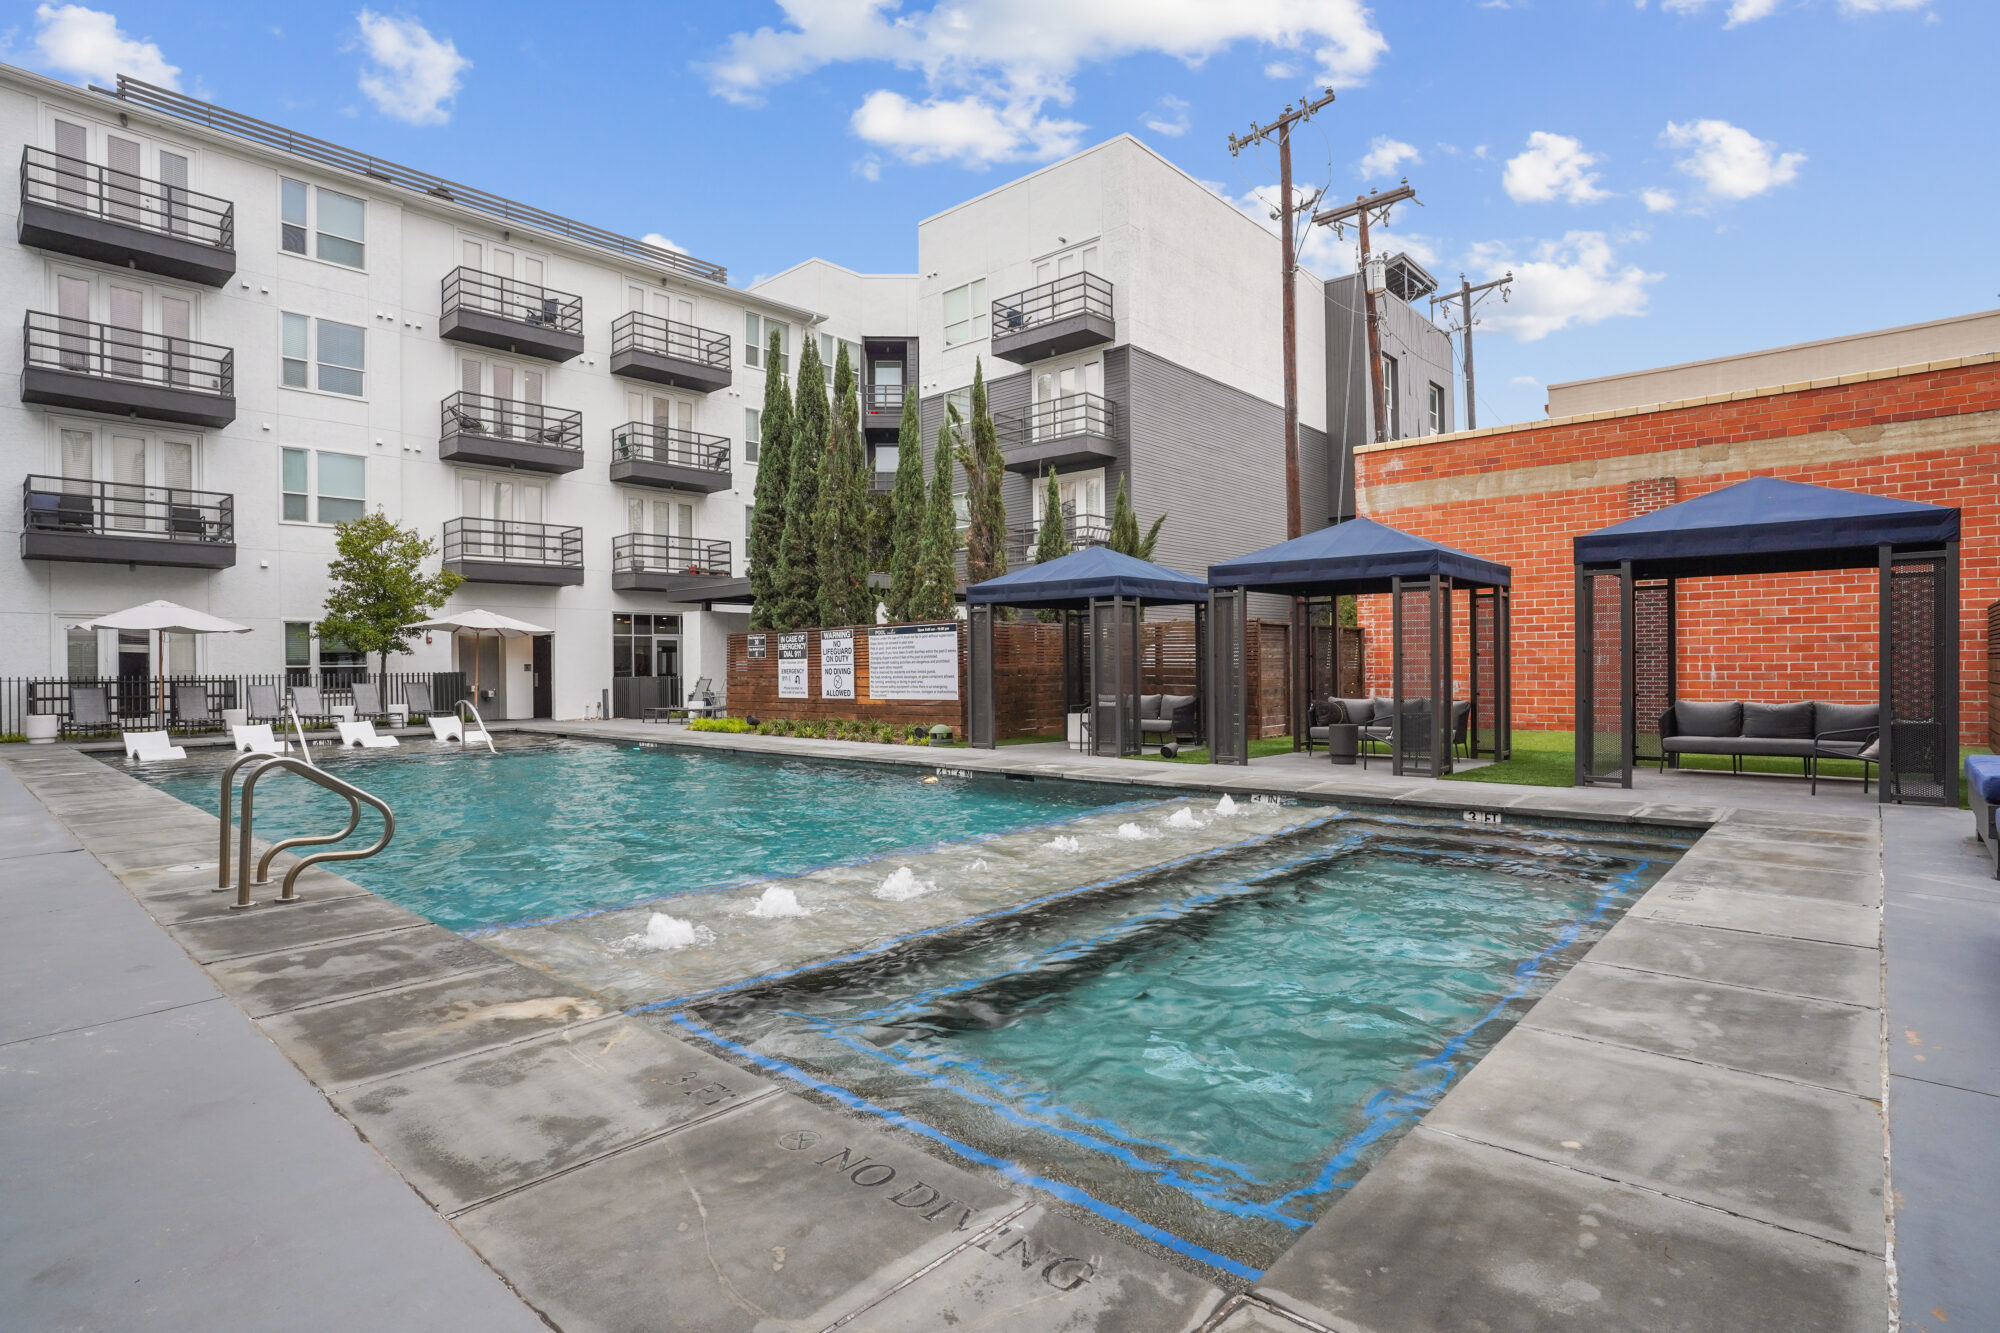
[24,714,59,744]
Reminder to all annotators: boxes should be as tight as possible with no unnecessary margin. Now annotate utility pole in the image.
[1228,88,1334,542]
[1430,271,1513,431]
[1314,183,1418,445]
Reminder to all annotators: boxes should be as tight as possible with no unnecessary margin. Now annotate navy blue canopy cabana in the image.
[965,547,1210,755]
[1572,476,1961,804]
[1207,518,1514,775]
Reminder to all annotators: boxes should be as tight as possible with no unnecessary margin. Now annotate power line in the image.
[1429,272,1513,431]
[1314,183,1421,446]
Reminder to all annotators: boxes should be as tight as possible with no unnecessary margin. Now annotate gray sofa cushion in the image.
[1743,702,1814,739]
[1815,702,1878,735]
[1161,694,1196,719]
[1336,698,1375,725]
[1661,734,1814,758]
[1140,694,1163,721]
[1140,718,1173,734]
[1673,701,1741,737]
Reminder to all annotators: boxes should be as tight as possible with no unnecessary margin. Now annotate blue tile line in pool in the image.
[625,811,1342,1014]
[667,1011,1266,1284]
[669,850,1657,1266]
[464,795,1182,937]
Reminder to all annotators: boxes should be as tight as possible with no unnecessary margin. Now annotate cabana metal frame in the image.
[1573,476,1961,805]
[965,546,1210,756]
[1207,517,1513,775]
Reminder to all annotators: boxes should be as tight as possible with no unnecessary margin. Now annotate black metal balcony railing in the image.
[866,383,907,412]
[1000,393,1115,444]
[24,311,234,398]
[611,311,730,369]
[612,423,729,473]
[20,146,235,250]
[442,391,582,450]
[613,533,732,578]
[991,271,1114,337]
[23,474,233,544]
[442,516,582,568]
[441,266,582,336]
[1008,511,1112,565]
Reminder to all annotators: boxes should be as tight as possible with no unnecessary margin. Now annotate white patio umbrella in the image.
[75,600,252,722]
[404,609,552,701]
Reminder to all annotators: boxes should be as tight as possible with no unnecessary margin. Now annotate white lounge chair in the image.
[230,723,286,754]
[122,730,187,762]
[427,715,489,746]
[337,720,401,749]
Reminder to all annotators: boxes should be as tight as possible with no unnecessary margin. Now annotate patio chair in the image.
[288,684,334,728]
[172,684,219,732]
[246,682,284,723]
[685,677,719,718]
[230,723,285,755]
[405,680,438,718]
[337,720,400,749]
[1451,700,1473,758]
[350,680,389,722]
[121,730,186,762]
[67,684,113,737]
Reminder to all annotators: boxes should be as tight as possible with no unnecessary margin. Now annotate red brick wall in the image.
[1355,363,1998,743]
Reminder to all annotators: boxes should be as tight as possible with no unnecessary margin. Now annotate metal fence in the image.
[21,145,235,250]
[24,310,234,398]
[991,271,1114,335]
[612,422,730,473]
[611,310,730,368]
[441,265,582,336]
[1,671,468,739]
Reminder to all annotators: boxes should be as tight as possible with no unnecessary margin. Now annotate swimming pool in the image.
[678,813,1690,1276]
[133,738,1155,931]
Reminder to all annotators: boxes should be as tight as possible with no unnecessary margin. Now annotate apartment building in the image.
[0,67,823,720]
[757,137,1455,591]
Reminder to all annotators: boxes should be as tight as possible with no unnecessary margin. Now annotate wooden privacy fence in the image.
[725,617,1349,742]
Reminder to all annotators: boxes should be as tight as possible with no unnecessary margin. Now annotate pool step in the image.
[477,796,1337,1012]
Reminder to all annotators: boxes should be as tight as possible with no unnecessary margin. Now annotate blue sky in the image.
[8,1,1990,425]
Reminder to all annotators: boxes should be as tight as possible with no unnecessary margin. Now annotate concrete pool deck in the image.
[1,720,1971,1330]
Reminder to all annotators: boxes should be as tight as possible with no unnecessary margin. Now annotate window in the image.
[744,506,756,564]
[1381,354,1400,438]
[279,178,366,267]
[745,408,762,463]
[282,448,366,524]
[612,614,681,680]
[282,314,366,395]
[745,313,789,376]
[284,621,312,669]
[818,333,861,383]
[945,387,973,432]
[1426,382,1445,435]
[873,445,899,475]
[943,278,987,347]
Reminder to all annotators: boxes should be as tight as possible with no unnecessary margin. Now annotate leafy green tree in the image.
[958,360,1007,586]
[814,360,873,626]
[885,389,925,621]
[911,413,962,621]
[315,512,463,677]
[748,328,793,630]
[1106,476,1168,561]
[1033,468,1071,622]
[773,335,827,627]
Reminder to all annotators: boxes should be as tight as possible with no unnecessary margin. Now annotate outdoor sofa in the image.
[1658,700,1879,793]
[1969,755,2000,879]
[1138,693,1199,747]
[1308,697,1473,761]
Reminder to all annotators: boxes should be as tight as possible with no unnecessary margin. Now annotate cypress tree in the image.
[912,415,961,621]
[1033,468,1070,623]
[815,366,872,626]
[774,336,827,627]
[885,389,925,621]
[1108,475,1141,555]
[958,360,1007,586]
[747,328,793,630]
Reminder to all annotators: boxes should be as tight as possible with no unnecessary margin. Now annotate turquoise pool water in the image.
[686,814,1690,1275]
[134,738,1152,931]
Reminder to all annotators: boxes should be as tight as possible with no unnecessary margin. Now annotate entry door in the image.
[531,634,553,719]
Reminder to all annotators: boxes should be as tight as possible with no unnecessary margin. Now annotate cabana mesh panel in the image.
[1472,587,1510,759]
[1208,589,1248,765]
[1884,555,1951,804]
[1577,568,1628,786]
[1090,597,1141,757]
[1632,580,1675,764]
[968,605,995,749]
[1392,578,1440,775]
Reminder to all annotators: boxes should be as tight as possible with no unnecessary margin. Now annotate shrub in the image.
[688,717,751,734]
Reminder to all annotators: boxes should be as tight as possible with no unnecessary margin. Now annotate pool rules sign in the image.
[777,633,809,698]
[820,629,855,700]
[869,624,959,700]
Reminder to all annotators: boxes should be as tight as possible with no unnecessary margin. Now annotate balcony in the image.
[862,381,910,435]
[1006,510,1112,567]
[21,474,234,568]
[439,266,584,362]
[868,469,897,495]
[989,272,1115,364]
[442,517,583,586]
[21,312,235,428]
[609,311,731,394]
[19,147,236,286]
[612,534,741,600]
[609,423,730,493]
[995,392,1119,475]
[438,391,584,474]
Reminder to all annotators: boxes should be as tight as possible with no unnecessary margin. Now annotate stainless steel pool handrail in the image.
[285,701,318,767]
[222,755,395,908]
[456,698,497,754]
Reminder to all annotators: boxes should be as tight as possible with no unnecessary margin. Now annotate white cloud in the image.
[355,10,468,126]
[641,233,688,255]
[1502,132,1608,205]
[1663,118,1804,200]
[1357,136,1421,180]
[710,2,1386,169]
[27,4,180,89]
[854,156,883,182]
[1144,95,1190,138]
[1640,187,1678,213]
[1263,60,1298,78]
[1661,0,1781,22]
[1837,0,1929,10]
[1510,375,1540,386]
[1470,231,1661,341]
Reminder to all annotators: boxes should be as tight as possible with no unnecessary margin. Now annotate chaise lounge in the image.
[1658,701,1879,793]
[1969,755,2000,879]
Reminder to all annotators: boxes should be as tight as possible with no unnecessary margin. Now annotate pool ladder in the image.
[453,698,497,754]
[216,705,395,909]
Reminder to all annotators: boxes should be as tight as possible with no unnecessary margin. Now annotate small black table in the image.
[1324,722,1359,765]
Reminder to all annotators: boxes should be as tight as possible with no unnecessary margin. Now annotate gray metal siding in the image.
[1323,273,1454,522]
[919,364,1032,516]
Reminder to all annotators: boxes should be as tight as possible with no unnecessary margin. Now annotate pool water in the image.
[135,738,1153,931]
[684,815,1690,1276]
